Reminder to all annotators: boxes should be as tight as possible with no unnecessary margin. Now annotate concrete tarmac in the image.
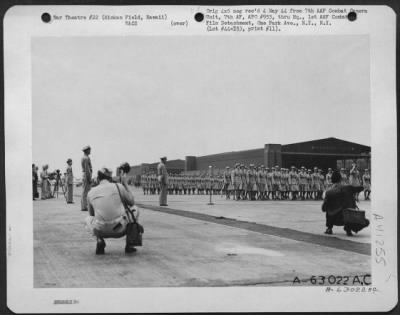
[34,187,370,288]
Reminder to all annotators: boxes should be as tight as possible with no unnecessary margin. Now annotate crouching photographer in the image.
[85,166,143,255]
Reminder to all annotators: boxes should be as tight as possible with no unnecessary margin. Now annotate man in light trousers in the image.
[157,156,168,206]
[81,145,92,211]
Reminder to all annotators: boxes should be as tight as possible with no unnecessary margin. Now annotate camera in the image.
[119,162,131,174]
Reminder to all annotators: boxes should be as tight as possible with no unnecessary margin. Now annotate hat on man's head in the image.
[98,166,112,178]
[67,158,72,163]
[226,166,230,169]
[161,156,167,161]
[82,145,91,151]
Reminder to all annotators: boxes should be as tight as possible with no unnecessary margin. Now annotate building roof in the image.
[282,137,370,155]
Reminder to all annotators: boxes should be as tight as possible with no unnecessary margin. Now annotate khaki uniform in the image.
[66,165,74,203]
[81,154,92,210]
[157,162,168,205]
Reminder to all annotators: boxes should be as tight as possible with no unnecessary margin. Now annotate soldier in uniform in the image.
[325,168,333,191]
[81,145,92,211]
[280,168,288,200]
[266,167,272,200]
[230,163,240,200]
[362,169,371,200]
[223,166,231,199]
[349,162,362,201]
[157,157,168,206]
[306,169,313,200]
[289,166,298,200]
[272,166,280,200]
[298,167,306,200]
[32,164,39,200]
[238,164,245,200]
[246,164,257,200]
[311,167,320,200]
[258,165,267,200]
[340,168,348,185]
[66,158,74,204]
[318,169,325,200]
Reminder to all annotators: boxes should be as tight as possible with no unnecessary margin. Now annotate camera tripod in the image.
[52,172,67,201]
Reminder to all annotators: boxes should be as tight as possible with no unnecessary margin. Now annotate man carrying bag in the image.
[322,170,369,236]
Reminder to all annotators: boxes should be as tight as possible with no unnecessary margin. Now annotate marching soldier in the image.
[157,157,168,206]
[340,168,348,185]
[272,166,281,200]
[306,169,312,200]
[81,145,92,211]
[289,166,299,200]
[231,163,241,200]
[325,168,333,191]
[311,167,320,200]
[318,169,325,200]
[349,162,362,201]
[362,169,371,200]
[258,165,267,200]
[223,166,231,199]
[247,164,257,200]
[266,167,272,200]
[66,158,74,203]
[299,167,307,200]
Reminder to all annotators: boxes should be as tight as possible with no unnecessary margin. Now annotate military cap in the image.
[161,156,167,161]
[66,158,72,163]
[291,166,295,169]
[328,168,332,171]
[226,166,230,169]
[82,145,91,151]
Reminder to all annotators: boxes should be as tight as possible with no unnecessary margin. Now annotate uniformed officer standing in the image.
[157,156,168,206]
[66,158,74,204]
[81,145,92,211]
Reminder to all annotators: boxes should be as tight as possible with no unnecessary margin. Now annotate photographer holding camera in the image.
[85,164,141,255]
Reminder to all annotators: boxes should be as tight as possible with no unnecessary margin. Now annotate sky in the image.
[32,35,370,174]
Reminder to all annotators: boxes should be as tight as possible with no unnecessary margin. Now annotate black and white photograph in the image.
[4,5,397,313]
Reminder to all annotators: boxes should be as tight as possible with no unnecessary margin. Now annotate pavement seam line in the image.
[136,203,371,256]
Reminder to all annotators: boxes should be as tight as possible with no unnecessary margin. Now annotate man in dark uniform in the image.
[32,164,39,200]
[157,156,168,206]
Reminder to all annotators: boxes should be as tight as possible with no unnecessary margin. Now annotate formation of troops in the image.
[140,164,371,201]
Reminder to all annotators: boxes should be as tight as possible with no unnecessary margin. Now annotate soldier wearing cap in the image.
[258,165,267,200]
[157,157,168,206]
[325,168,333,191]
[266,167,272,200]
[318,169,325,200]
[289,166,298,200]
[65,158,74,203]
[246,164,257,200]
[306,169,312,199]
[311,167,320,200]
[340,168,348,185]
[223,166,231,199]
[85,166,139,254]
[81,145,92,211]
[362,169,371,200]
[272,165,281,200]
